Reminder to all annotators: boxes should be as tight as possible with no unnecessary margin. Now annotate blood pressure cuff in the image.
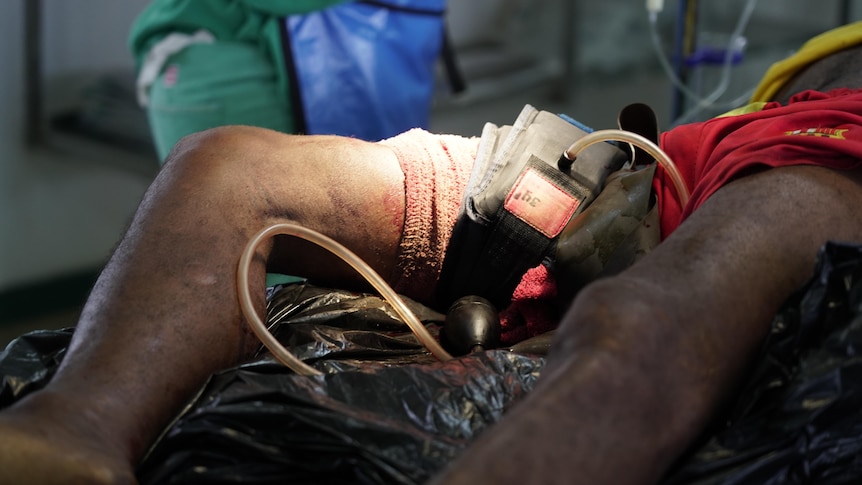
[435,104,635,309]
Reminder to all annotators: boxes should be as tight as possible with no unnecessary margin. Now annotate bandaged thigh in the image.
[379,128,478,304]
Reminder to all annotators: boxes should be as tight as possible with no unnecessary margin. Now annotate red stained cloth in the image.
[381,129,478,303]
[499,264,559,346]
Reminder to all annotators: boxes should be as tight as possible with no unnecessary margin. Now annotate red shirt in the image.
[655,88,862,238]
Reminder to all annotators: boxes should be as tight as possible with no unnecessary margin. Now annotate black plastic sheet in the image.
[136,283,544,484]
[4,242,862,483]
[662,241,862,484]
[0,327,73,409]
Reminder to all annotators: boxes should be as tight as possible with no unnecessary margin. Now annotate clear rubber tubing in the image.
[237,223,454,376]
[564,129,690,207]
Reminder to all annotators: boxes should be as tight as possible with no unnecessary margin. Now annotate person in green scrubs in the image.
[131,0,452,162]
[130,1,349,162]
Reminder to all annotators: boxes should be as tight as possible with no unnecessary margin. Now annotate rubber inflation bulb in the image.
[442,295,501,355]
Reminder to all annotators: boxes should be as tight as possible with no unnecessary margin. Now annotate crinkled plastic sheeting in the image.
[3,242,862,483]
[132,283,544,484]
[0,327,73,408]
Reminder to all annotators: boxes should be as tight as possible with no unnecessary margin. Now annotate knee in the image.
[146,126,309,225]
[161,126,281,182]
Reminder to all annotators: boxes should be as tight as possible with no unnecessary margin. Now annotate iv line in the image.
[648,0,761,125]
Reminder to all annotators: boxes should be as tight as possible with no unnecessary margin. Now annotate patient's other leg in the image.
[0,126,408,484]
[433,164,862,484]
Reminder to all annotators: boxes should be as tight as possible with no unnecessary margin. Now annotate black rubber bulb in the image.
[442,295,501,356]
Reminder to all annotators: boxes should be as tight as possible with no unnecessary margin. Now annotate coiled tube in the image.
[237,223,453,376]
[563,129,690,207]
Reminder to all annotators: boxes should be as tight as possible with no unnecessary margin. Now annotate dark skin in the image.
[1,50,862,483]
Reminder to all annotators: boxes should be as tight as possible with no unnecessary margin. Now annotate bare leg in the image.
[432,165,862,484]
[0,126,407,483]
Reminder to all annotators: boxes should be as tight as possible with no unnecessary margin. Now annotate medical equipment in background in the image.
[237,129,689,376]
[647,0,760,125]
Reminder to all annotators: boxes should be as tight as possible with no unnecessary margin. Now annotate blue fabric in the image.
[559,113,627,151]
[558,113,594,133]
[286,0,446,141]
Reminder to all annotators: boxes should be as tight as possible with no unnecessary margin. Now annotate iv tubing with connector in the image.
[238,223,453,376]
[648,0,760,125]
[563,129,690,207]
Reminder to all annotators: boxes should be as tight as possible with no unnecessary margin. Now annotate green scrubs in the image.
[129,0,347,162]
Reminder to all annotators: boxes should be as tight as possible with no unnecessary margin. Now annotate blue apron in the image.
[284,0,447,141]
